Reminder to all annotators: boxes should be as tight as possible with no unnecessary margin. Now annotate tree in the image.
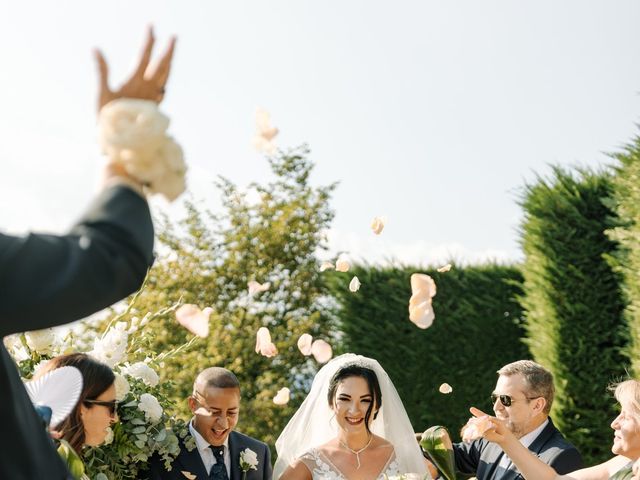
[130,145,337,448]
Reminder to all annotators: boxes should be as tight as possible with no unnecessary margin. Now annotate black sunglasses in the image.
[84,399,118,415]
[491,394,538,407]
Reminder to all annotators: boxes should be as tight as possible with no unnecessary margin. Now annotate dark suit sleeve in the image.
[547,446,583,475]
[453,440,483,476]
[262,443,273,480]
[0,185,154,334]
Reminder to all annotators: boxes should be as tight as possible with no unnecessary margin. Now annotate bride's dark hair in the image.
[327,364,383,432]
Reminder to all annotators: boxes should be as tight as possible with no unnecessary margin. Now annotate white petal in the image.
[297,334,313,356]
[335,258,350,273]
[410,273,436,298]
[371,216,385,235]
[311,339,333,363]
[255,327,278,357]
[437,263,452,273]
[409,302,435,329]
[181,471,197,480]
[439,383,453,394]
[320,261,335,272]
[349,276,361,292]
[273,387,291,405]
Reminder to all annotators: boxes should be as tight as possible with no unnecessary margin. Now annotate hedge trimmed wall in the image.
[519,167,628,464]
[327,264,528,438]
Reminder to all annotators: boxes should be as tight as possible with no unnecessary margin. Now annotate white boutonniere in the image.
[239,448,259,479]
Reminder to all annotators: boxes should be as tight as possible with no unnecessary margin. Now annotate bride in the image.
[274,354,430,479]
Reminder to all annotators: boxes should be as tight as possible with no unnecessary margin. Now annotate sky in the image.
[2,1,640,267]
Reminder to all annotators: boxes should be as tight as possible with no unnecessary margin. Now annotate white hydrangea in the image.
[120,361,159,387]
[3,335,30,361]
[24,328,57,355]
[113,372,130,401]
[89,322,129,368]
[138,393,163,423]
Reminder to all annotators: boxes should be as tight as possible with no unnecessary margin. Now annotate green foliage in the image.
[607,133,640,376]
[326,264,528,438]
[519,166,628,464]
[130,145,337,449]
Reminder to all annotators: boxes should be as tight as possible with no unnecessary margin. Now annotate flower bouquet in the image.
[419,426,457,480]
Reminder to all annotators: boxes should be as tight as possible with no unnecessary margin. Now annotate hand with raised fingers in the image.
[469,407,513,444]
[94,26,176,112]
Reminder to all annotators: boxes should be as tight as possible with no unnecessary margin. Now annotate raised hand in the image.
[94,26,176,112]
[469,406,512,444]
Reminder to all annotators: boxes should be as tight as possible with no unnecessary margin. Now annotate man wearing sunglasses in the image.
[144,367,272,480]
[449,360,583,479]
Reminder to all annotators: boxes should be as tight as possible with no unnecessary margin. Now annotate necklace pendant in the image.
[355,454,361,470]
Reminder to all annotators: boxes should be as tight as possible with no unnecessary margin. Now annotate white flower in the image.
[24,328,56,355]
[138,393,163,423]
[90,323,129,368]
[113,372,130,401]
[103,426,114,445]
[99,99,169,153]
[239,448,259,471]
[120,362,159,387]
[273,387,291,406]
[4,335,30,361]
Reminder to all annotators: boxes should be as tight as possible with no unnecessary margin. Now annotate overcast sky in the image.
[2,1,639,266]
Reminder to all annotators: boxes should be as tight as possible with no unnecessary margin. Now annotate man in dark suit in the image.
[146,367,272,480]
[0,28,176,479]
[430,360,583,480]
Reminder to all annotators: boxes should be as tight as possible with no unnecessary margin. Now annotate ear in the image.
[188,395,197,414]
[533,397,546,415]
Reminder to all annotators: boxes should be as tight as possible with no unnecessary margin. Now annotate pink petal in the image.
[255,327,278,357]
[335,258,350,273]
[409,302,435,329]
[410,273,436,298]
[461,416,494,442]
[175,304,211,338]
[371,217,385,235]
[311,339,333,363]
[297,334,313,356]
[248,281,270,296]
[320,261,335,272]
[273,387,291,405]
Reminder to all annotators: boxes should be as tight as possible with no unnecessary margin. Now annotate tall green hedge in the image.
[327,264,528,438]
[608,134,640,376]
[519,167,628,464]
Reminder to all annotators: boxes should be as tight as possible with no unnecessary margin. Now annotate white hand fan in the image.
[24,366,83,427]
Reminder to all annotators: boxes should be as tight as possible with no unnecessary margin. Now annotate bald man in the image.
[146,367,272,480]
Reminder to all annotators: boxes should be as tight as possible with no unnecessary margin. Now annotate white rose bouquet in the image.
[5,291,200,480]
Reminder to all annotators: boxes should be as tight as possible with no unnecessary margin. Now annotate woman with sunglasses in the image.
[472,379,640,479]
[36,353,117,454]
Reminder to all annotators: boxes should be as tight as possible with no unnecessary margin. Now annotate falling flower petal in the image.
[461,416,494,442]
[273,387,291,405]
[410,273,437,298]
[181,472,197,480]
[335,258,350,273]
[439,383,453,394]
[320,261,335,272]
[175,304,212,338]
[409,301,435,329]
[253,108,279,154]
[248,280,271,296]
[371,216,385,235]
[349,276,361,292]
[255,327,278,358]
[311,339,333,363]
[437,263,452,273]
[297,334,313,355]
[194,407,213,417]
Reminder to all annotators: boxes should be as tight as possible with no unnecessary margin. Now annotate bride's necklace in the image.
[339,435,373,470]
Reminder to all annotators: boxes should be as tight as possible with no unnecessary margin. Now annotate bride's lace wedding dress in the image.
[298,447,401,480]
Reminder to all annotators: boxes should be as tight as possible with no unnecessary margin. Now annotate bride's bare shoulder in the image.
[370,434,393,449]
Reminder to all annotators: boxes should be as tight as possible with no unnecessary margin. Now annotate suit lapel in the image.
[229,431,242,480]
[175,436,209,480]
[481,442,506,480]
[527,419,555,455]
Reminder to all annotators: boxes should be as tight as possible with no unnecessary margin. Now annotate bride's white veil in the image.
[273,353,428,478]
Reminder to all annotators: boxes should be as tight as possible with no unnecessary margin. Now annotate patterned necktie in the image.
[209,445,229,480]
